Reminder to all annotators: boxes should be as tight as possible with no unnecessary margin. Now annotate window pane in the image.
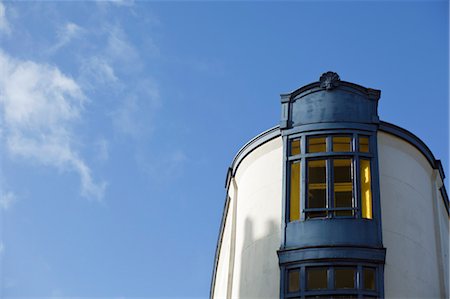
[307,267,328,290]
[335,268,356,289]
[290,162,300,222]
[334,159,353,216]
[291,139,300,156]
[360,159,373,219]
[363,267,376,290]
[307,160,327,218]
[308,136,326,153]
[333,136,351,152]
[359,136,369,152]
[288,269,300,293]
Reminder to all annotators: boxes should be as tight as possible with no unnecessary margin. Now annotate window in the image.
[284,264,379,298]
[288,133,374,221]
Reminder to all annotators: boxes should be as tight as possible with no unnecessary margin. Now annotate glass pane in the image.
[363,268,376,290]
[308,136,326,153]
[359,136,369,152]
[307,267,328,290]
[334,159,353,216]
[307,160,327,218]
[290,162,300,222]
[291,139,300,156]
[335,268,356,289]
[333,136,352,152]
[288,269,300,293]
[360,159,373,219]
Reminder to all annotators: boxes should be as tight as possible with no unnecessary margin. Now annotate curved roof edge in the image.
[225,125,281,189]
[280,80,381,103]
[378,121,446,179]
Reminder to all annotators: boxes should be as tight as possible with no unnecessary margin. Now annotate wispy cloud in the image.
[79,56,118,89]
[50,22,83,53]
[0,190,17,210]
[111,78,160,139]
[109,0,135,7]
[95,138,109,162]
[0,50,106,200]
[0,1,10,34]
[105,25,140,69]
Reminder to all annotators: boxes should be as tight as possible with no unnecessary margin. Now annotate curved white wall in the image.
[212,136,283,299]
[213,131,449,299]
[378,131,449,298]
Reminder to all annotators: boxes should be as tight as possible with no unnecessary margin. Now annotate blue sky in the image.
[0,1,447,298]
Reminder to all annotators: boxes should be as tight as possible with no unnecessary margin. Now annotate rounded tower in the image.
[211,72,449,299]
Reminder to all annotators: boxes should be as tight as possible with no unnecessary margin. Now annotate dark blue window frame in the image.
[286,130,377,223]
[281,261,383,299]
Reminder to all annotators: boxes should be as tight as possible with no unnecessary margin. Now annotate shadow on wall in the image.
[239,217,278,299]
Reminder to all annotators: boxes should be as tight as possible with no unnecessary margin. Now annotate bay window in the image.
[288,133,374,221]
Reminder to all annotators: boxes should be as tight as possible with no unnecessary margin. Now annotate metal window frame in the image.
[286,131,376,223]
[282,262,382,299]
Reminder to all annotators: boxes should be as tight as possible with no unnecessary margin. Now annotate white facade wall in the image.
[213,137,283,299]
[378,131,449,298]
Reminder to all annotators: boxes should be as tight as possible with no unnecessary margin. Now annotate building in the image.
[210,72,449,299]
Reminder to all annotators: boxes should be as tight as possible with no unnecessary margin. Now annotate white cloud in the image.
[0,50,106,200]
[50,22,83,53]
[95,138,109,162]
[109,0,135,6]
[0,190,17,210]
[106,25,139,67]
[111,78,160,139]
[79,56,118,89]
[0,1,10,34]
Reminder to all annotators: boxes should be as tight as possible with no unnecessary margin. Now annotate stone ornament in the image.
[320,71,340,90]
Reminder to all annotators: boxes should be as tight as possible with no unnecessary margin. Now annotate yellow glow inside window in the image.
[333,136,352,152]
[291,139,300,156]
[334,159,353,216]
[360,159,373,219]
[290,162,300,222]
[307,267,328,290]
[307,136,326,153]
[288,269,300,292]
[307,159,327,218]
[359,136,369,152]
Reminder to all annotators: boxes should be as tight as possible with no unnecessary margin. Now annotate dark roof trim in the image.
[209,192,232,299]
[378,121,445,179]
[440,186,449,214]
[379,121,448,216]
[229,126,281,177]
[280,80,381,104]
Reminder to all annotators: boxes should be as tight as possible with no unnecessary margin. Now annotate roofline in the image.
[280,80,381,103]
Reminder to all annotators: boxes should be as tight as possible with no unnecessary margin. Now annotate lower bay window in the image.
[284,263,380,298]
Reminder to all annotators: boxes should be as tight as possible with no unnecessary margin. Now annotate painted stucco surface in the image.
[213,137,283,299]
[378,131,449,298]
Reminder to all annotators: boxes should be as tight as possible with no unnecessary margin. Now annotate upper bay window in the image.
[288,133,373,222]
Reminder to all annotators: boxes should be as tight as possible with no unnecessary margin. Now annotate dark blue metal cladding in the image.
[278,72,385,298]
[280,72,381,130]
[291,88,379,126]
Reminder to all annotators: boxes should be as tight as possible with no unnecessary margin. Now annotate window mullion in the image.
[328,266,334,290]
[328,158,333,218]
[300,136,306,221]
[355,155,361,219]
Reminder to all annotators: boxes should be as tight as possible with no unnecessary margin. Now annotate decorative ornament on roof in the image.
[320,71,340,90]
